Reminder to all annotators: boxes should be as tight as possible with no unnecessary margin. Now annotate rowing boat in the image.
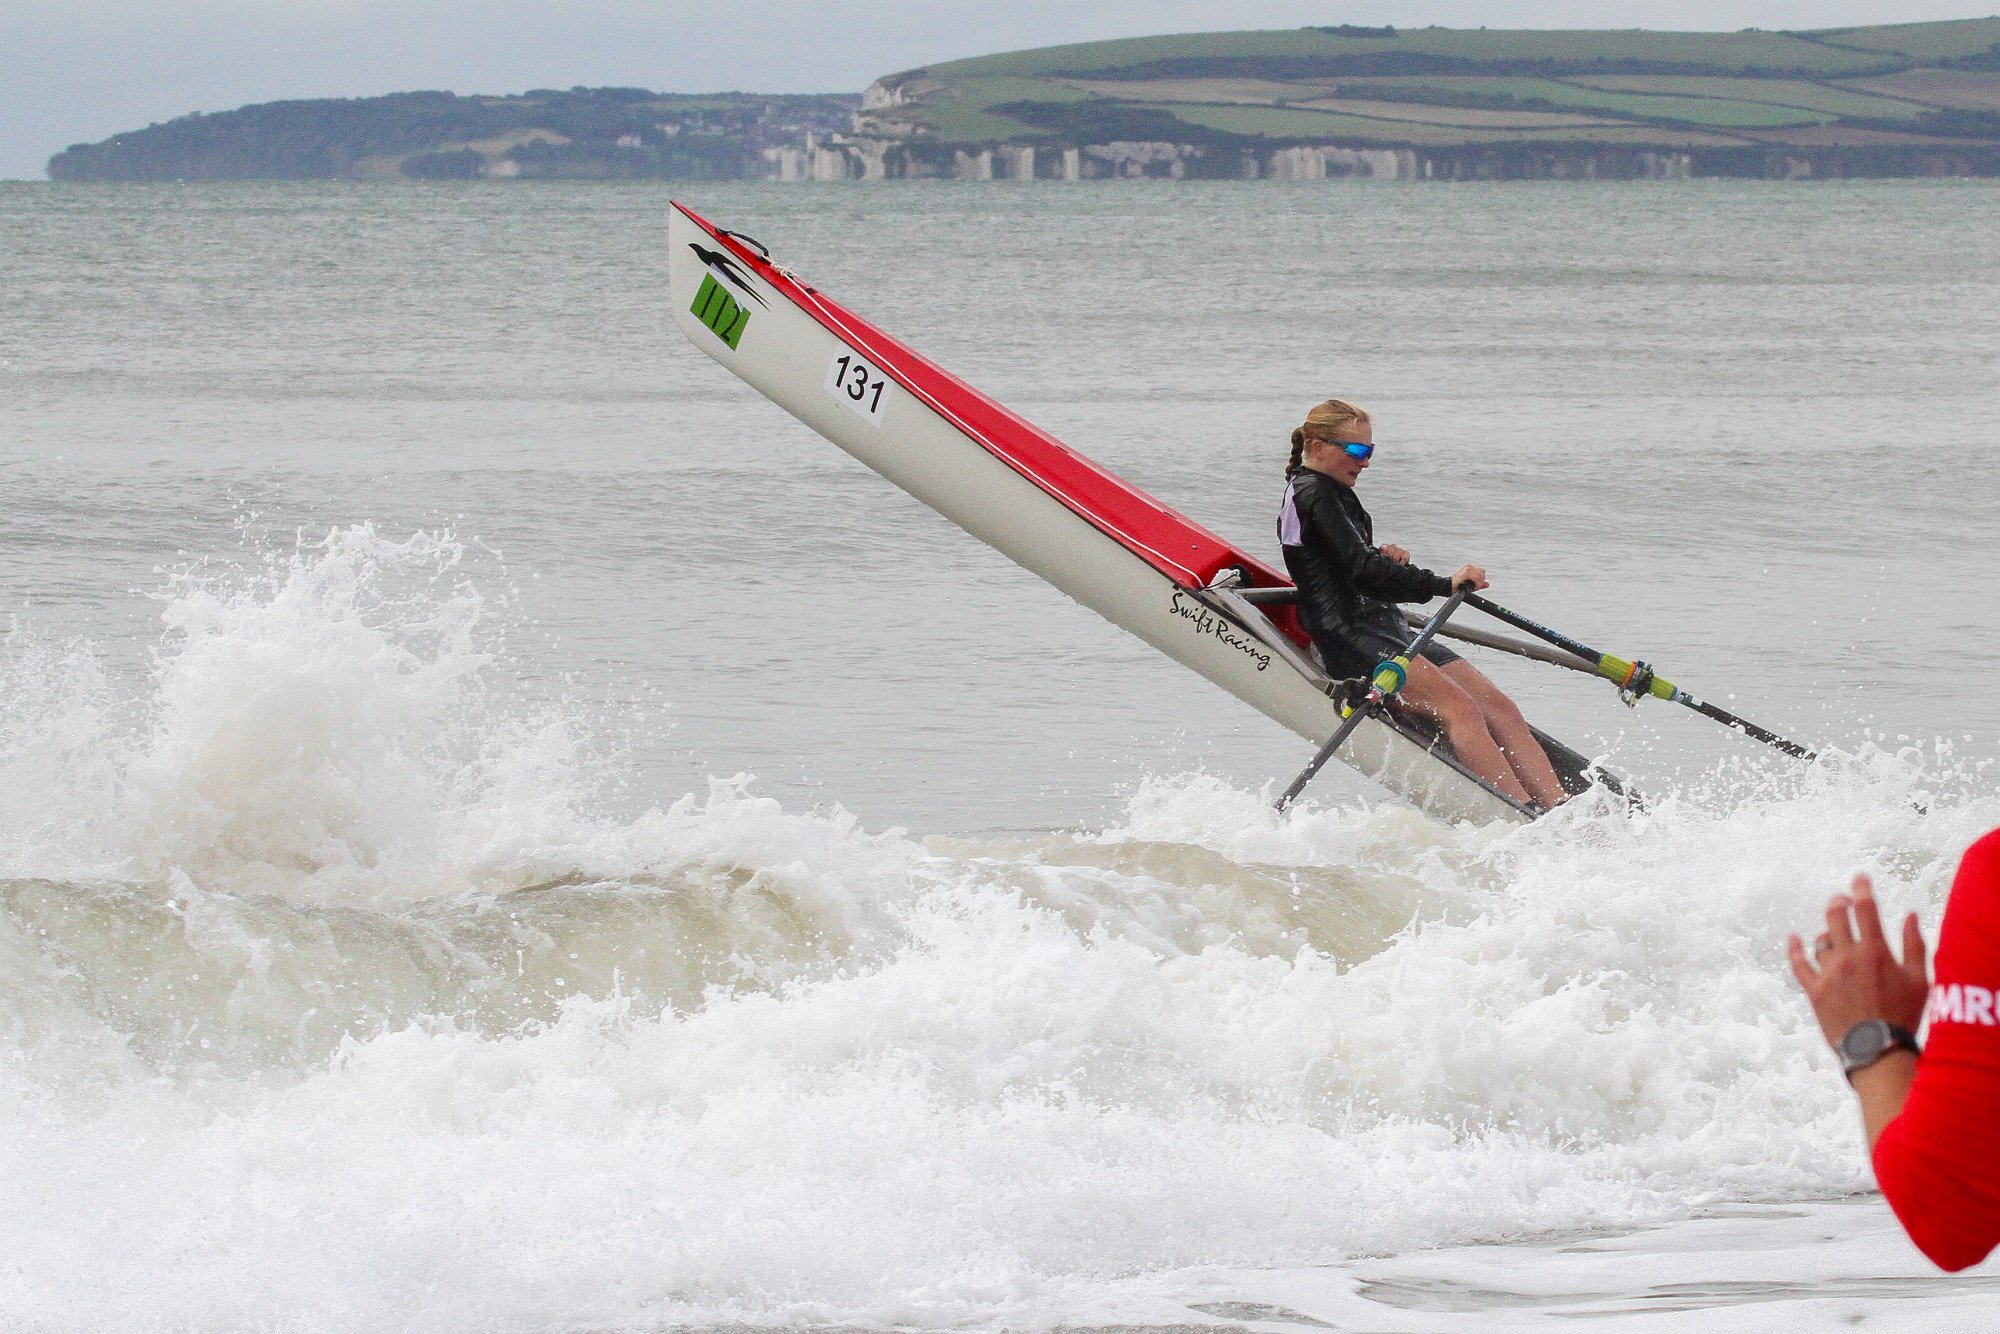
[666,201,1620,824]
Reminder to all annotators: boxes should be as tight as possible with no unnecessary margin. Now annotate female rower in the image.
[1278,398,1568,811]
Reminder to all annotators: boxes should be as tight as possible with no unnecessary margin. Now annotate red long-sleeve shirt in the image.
[1873,829,2000,1271]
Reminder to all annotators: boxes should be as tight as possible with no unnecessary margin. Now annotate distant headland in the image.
[47,90,860,182]
[47,18,2000,183]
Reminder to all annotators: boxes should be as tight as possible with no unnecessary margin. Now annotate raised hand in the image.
[1787,873,1931,1045]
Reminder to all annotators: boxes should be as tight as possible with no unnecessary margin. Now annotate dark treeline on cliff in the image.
[48,89,858,182]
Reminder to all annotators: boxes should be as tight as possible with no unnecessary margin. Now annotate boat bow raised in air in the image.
[667,201,1621,824]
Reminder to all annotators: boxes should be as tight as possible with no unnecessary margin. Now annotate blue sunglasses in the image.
[1336,441,1374,460]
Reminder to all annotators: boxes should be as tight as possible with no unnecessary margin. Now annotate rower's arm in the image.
[1306,500,1451,603]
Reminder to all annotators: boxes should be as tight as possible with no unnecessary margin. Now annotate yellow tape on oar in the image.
[1368,656,1416,700]
[1334,654,1414,720]
[1596,654,1676,705]
[1370,655,1411,695]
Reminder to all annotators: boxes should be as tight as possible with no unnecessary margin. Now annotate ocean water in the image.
[3,179,1999,1330]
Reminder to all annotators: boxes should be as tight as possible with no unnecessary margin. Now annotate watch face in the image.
[1839,1020,1918,1078]
[1841,1020,1891,1065]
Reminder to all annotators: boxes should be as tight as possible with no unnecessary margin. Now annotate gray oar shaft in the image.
[1402,612,1596,674]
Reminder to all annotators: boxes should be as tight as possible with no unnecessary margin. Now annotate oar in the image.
[1463,592,1817,761]
[1401,610,1596,674]
[1276,586,1473,811]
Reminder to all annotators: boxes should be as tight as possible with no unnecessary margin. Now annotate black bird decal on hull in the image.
[688,243,769,306]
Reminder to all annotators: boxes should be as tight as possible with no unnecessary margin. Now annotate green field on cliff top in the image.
[869,18,2000,149]
[47,17,2000,180]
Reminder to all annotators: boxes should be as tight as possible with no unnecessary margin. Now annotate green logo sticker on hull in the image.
[691,273,751,350]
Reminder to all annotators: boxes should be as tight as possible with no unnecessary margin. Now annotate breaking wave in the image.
[2,527,1993,1329]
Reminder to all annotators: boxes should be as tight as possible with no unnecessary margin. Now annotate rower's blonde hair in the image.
[1286,399,1370,477]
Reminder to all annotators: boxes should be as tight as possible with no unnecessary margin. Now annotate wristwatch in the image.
[1838,1019,1921,1081]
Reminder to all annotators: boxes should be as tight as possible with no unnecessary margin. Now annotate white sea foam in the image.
[2,528,1995,1329]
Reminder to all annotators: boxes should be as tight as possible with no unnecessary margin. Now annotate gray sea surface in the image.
[5,178,1996,833]
[5,180,2000,1331]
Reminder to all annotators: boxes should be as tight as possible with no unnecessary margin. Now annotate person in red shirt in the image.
[1788,829,2000,1271]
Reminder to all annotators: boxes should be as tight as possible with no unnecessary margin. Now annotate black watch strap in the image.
[1838,1019,1921,1082]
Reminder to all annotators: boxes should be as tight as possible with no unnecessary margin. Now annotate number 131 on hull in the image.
[826,350,891,425]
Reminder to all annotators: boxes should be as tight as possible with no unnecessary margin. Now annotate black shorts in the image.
[1316,626,1461,681]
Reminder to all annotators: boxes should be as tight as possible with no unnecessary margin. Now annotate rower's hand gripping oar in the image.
[1275,586,1474,812]
[1462,592,1817,761]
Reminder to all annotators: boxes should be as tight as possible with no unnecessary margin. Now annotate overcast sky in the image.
[3,1,1990,179]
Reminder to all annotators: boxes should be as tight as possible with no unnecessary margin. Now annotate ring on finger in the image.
[1813,935,1834,960]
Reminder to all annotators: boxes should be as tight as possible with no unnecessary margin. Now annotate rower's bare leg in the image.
[1439,659,1570,809]
[1395,658,1535,806]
